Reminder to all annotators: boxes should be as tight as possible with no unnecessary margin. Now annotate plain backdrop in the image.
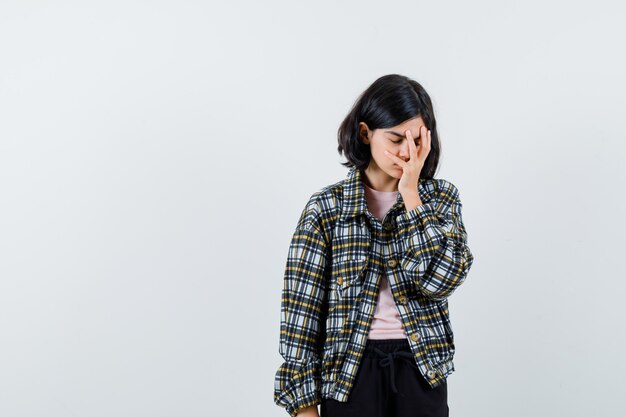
[1,1,625,416]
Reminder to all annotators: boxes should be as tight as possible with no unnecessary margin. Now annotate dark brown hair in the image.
[337,74,441,179]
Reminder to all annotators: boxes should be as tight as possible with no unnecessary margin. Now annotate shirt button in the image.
[410,332,421,342]
[387,259,398,268]
[398,295,407,304]
[384,223,394,231]
[337,276,343,285]
[426,370,436,379]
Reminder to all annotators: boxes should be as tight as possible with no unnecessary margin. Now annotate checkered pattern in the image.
[274,166,474,417]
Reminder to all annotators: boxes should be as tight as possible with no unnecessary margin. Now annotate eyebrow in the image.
[384,130,420,139]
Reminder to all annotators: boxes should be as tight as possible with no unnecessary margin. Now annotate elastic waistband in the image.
[363,338,411,356]
[363,337,418,394]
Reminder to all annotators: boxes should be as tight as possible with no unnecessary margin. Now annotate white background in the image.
[1,1,625,416]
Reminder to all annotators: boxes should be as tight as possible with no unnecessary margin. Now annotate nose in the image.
[398,140,410,160]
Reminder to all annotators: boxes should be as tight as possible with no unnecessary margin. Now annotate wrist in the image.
[295,404,319,417]
[401,190,422,212]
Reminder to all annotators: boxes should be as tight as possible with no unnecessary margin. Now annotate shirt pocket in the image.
[436,300,455,352]
[422,301,455,366]
[400,250,422,274]
[326,256,368,335]
[321,332,346,383]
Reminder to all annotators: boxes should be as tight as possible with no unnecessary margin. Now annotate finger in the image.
[417,126,429,160]
[406,129,417,159]
[383,149,405,167]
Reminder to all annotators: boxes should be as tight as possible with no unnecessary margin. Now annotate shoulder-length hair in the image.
[337,74,441,179]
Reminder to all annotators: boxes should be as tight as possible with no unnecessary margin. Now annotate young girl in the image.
[274,74,474,417]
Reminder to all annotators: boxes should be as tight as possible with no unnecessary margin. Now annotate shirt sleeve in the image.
[395,180,474,302]
[273,206,328,417]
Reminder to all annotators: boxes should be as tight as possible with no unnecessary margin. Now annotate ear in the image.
[358,122,370,145]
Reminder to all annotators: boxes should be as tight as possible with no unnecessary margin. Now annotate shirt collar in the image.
[340,166,400,221]
[340,166,432,222]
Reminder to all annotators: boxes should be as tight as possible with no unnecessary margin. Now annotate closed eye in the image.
[390,138,418,144]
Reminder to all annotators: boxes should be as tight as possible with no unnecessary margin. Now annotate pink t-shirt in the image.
[362,181,407,340]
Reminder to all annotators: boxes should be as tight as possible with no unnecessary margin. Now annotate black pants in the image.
[321,338,449,417]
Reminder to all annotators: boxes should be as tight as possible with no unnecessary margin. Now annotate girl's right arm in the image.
[274,196,328,417]
[296,405,320,417]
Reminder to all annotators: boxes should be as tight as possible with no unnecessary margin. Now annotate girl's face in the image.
[359,116,426,184]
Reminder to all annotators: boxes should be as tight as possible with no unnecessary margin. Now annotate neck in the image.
[362,165,399,192]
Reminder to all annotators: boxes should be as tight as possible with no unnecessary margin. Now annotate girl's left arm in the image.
[395,180,474,302]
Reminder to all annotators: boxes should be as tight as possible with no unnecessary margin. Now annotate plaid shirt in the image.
[274,166,474,417]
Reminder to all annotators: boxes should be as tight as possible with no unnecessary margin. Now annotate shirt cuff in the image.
[395,202,440,231]
[274,356,322,417]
